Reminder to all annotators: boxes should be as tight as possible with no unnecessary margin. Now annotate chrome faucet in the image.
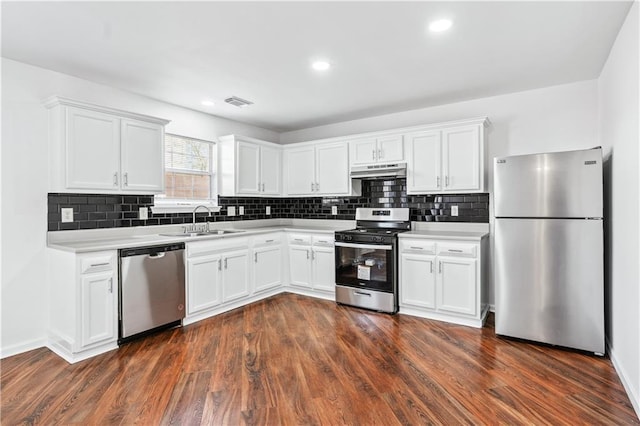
[191,205,212,232]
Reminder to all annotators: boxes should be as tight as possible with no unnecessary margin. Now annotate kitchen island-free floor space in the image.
[2,293,637,425]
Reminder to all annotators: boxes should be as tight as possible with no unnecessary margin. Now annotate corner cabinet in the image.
[47,249,119,363]
[44,96,170,194]
[284,142,361,196]
[218,135,282,197]
[405,118,488,194]
[399,235,489,328]
[286,233,336,297]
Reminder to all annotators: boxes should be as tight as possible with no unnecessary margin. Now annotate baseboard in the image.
[607,338,640,420]
[489,304,495,312]
[0,338,47,359]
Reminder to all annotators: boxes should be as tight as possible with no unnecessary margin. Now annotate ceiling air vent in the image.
[224,96,254,108]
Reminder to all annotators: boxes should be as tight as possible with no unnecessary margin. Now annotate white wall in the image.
[282,79,600,306]
[0,58,279,356]
[598,1,639,416]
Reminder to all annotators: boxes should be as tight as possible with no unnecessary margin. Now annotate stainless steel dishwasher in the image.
[119,243,185,343]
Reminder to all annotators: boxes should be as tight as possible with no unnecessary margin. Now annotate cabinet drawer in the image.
[253,233,283,247]
[400,240,436,254]
[288,234,312,245]
[437,243,477,258]
[80,254,115,274]
[187,238,249,257]
[312,235,334,247]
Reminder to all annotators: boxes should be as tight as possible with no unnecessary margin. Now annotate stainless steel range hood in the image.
[350,163,407,179]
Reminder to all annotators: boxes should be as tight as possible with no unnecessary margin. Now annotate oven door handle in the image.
[334,242,393,250]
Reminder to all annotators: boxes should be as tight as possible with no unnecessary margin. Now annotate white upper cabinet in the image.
[284,142,359,196]
[218,135,282,197]
[45,97,169,194]
[120,119,165,192]
[406,118,487,194]
[349,134,404,165]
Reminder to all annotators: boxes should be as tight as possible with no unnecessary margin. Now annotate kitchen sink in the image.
[159,229,245,238]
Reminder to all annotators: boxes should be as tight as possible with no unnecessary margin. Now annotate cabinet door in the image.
[377,135,404,162]
[311,246,335,292]
[237,142,261,194]
[349,138,377,165]
[66,107,120,190]
[80,271,116,348]
[285,147,315,195]
[253,245,283,293]
[406,131,441,193]
[289,246,312,288]
[222,249,250,302]
[442,126,481,192]
[436,257,477,316]
[316,143,349,195]
[187,254,222,315]
[260,145,281,195]
[120,119,164,192]
[400,253,436,309]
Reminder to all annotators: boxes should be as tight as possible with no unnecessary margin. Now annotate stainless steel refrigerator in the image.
[494,147,604,354]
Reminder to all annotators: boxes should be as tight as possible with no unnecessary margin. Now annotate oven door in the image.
[335,241,394,292]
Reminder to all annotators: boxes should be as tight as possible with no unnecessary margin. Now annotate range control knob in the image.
[374,236,384,242]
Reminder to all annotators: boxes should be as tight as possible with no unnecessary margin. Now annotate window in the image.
[153,134,219,213]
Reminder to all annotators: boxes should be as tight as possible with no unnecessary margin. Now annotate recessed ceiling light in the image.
[429,19,452,33]
[312,61,331,71]
[201,100,215,106]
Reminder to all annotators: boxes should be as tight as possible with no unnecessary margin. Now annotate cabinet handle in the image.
[372,149,376,160]
[224,258,228,269]
[311,182,314,192]
[448,249,463,253]
[254,252,258,263]
[430,261,433,274]
[294,238,303,242]
[262,183,265,192]
[437,176,441,188]
[218,259,222,271]
[439,261,442,274]
[265,239,274,243]
[378,148,383,159]
[445,175,449,187]
[113,172,118,186]
[315,183,319,192]
[108,277,113,293]
[410,246,423,250]
[306,250,310,260]
[124,172,129,186]
[311,250,315,260]
[90,262,110,267]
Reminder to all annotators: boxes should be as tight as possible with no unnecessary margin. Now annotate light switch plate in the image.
[139,207,148,220]
[451,205,459,216]
[331,206,338,215]
[61,207,73,223]
[239,206,244,216]
[266,206,271,215]
[227,206,236,216]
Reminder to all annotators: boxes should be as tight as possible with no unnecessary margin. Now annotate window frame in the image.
[152,133,220,214]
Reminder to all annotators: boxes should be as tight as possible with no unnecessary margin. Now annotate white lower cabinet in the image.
[399,236,487,328]
[222,249,250,303]
[187,253,223,314]
[287,233,335,296]
[47,249,118,363]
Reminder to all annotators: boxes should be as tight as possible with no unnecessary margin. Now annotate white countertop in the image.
[47,220,354,253]
[47,219,491,252]
[399,230,489,241]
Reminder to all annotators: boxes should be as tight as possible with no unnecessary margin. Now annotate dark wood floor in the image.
[2,293,638,425]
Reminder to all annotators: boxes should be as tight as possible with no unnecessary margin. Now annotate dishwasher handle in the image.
[148,252,166,259]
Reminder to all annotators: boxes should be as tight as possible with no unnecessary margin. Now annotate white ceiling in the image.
[1,1,632,133]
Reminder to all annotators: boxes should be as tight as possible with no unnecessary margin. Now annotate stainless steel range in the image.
[334,208,410,313]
